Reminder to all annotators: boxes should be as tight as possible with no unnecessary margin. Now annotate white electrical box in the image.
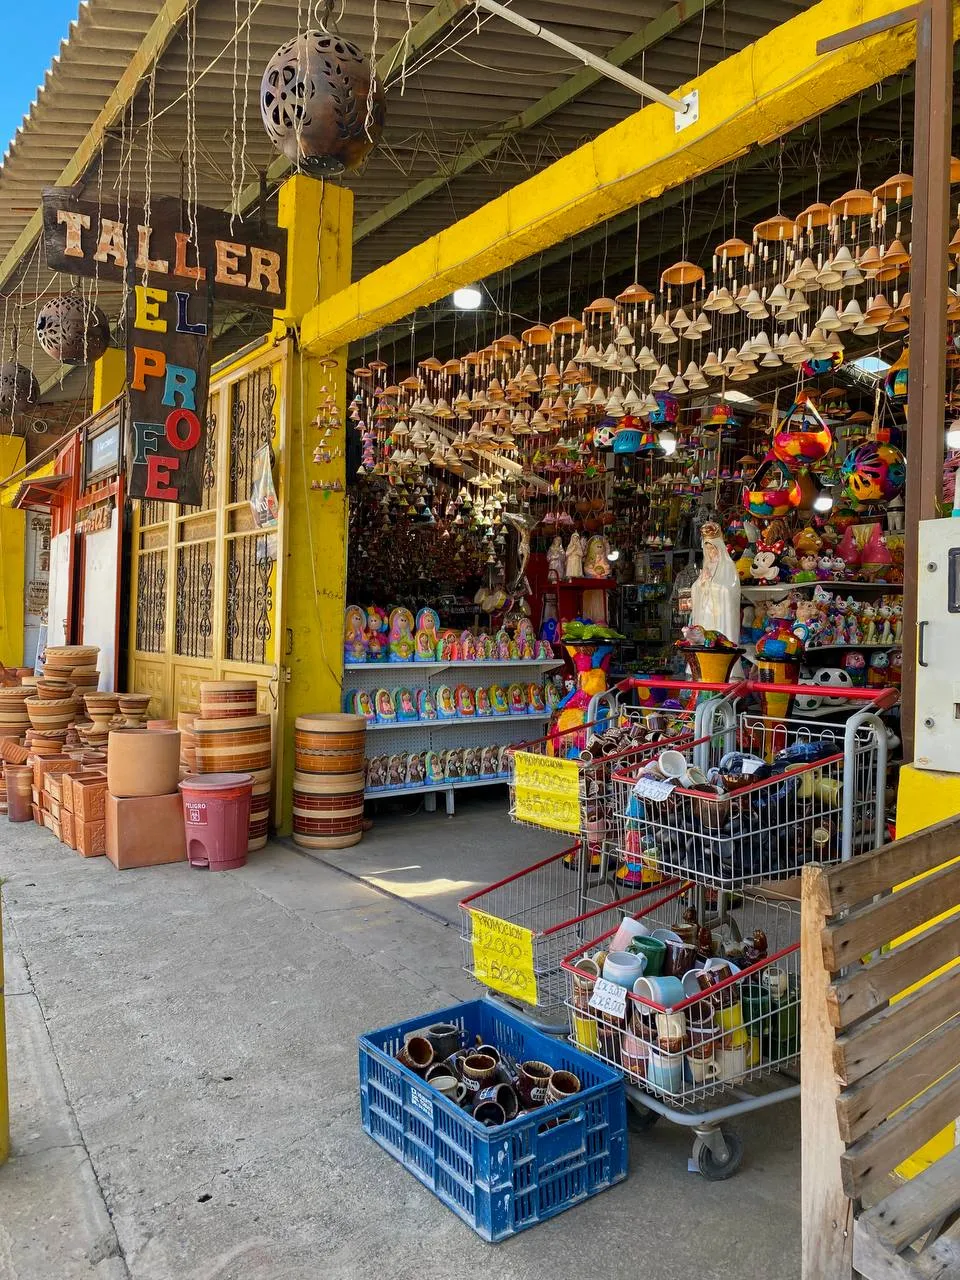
[914,518,960,772]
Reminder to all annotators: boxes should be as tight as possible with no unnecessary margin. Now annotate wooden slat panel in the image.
[836,1013,960,1142]
[858,1146,960,1254]
[821,860,960,971]
[840,1065,960,1198]
[856,1213,960,1280]
[827,914,960,1028]
[818,817,960,913]
[833,965,960,1085]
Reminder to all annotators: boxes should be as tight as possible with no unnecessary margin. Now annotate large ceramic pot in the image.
[292,770,364,849]
[25,697,75,732]
[199,681,258,721]
[107,728,181,798]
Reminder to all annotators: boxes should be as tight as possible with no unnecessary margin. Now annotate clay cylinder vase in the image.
[199,680,258,721]
[194,715,271,773]
[292,769,364,849]
[5,764,33,822]
[294,713,366,774]
[107,728,181,797]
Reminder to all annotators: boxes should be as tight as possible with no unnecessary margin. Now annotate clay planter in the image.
[292,769,364,849]
[25,697,75,732]
[69,666,100,688]
[1,740,29,765]
[199,680,258,721]
[294,713,366,775]
[36,679,75,701]
[84,691,119,715]
[107,728,181,798]
[117,693,152,722]
[44,645,99,670]
[5,764,33,822]
[194,715,271,773]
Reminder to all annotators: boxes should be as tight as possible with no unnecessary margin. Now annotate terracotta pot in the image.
[25,698,75,732]
[292,769,364,849]
[294,713,366,774]
[194,715,271,772]
[147,719,177,731]
[107,728,181,798]
[199,680,258,721]
[5,764,33,822]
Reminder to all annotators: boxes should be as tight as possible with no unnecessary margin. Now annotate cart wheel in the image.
[694,1128,743,1180]
[627,1102,660,1133]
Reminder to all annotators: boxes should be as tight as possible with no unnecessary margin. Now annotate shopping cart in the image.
[459,849,681,1031]
[611,682,896,894]
[507,680,744,910]
[561,880,801,1179]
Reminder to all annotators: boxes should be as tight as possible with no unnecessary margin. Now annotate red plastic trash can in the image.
[178,773,253,871]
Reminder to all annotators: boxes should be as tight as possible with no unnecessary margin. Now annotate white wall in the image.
[81,508,119,691]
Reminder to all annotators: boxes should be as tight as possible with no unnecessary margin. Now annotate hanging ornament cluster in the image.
[35,294,111,366]
[260,16,385,176]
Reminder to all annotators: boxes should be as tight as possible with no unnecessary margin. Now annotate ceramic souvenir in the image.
[344,605,368,663]
[416,689,437,720]
[366,606,388,661]
[476,633,494,660]
[843,651,867,685]
[460,631,478,661]
[388,607,415,662]
[583,535,612,578]
[494,630,512,661]
[354,689,376,722]
[462,748,480,781]
[415,630,436,661]
[366,755,388,788]
[394,688,418,721]
[750,539,788,583]
[565,532,584,579]
[454,685,476,717]
[374,688,396,723]
[792,553,819,583]
[435,685,457,719]
[445,748,464,780]
[544,681,562,713]
[489,685,509,715]
[480,746,499,777]
[438,630,461,662]
[868,651,890,687]
[406,752,427,786]
[547,536,565,582]
[528,683,546,714]
[415,608,440,650]
[497,745,514,775]
[475,687,492,717]
[507,683,527,715]
[535,639,554,660]
[425,751,445,784]
[387,754,407,787]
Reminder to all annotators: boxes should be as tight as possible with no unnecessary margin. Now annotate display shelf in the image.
[367,776,508,799]
[344,659,563,672]
[805,642,901,652]
[741,581,902,597]
[367,712,550,731]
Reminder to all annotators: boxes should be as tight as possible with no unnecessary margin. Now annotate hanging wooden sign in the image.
[124,282,212,505]
[41,190,286,309]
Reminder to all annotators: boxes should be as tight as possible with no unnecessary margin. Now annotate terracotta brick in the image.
[105,793,186,870]
[61,810,75,850]
[75,820,106,858]
[72,777,108,824]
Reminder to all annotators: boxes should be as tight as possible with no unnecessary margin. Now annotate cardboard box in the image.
[72,776,108,825]
[60,810,75,850]
[105,792,186,870]
[75,820,106,858]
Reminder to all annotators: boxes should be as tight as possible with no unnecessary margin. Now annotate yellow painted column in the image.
[275,177,353,832]
[0,899,7,1165]
[91,347,126,414]
[0,435,26,668]
[893,764,960,1177]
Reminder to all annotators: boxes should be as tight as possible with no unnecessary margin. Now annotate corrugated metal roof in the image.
[0,0,821,398]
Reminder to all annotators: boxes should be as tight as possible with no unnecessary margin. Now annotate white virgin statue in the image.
[690,521,741,644]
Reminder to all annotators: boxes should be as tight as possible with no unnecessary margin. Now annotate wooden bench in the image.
[801,815,960,1280]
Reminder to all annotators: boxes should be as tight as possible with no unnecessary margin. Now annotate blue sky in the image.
[0,2,80,156]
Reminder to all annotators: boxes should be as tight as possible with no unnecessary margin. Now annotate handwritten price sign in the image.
[469,908,538,1006]
[512,752,581,833]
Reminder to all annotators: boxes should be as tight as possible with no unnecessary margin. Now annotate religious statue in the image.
[565,532,584,580]
[690,521,741,645]
[547,536,565,583]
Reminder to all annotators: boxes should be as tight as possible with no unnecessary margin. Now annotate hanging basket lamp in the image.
[35,294,111,365]
[260,22,385,175]
[0,361,40,416]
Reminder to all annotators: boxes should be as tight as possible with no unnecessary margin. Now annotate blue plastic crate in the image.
[358,997,628,1242]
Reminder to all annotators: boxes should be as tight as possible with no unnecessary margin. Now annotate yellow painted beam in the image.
[91,348,126,414]
[275,176,353,834]
[301,0,950,357]
[0,0,193,295]
[0,436,26,668]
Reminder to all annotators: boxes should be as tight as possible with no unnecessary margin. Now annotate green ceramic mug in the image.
[628,935,666,977]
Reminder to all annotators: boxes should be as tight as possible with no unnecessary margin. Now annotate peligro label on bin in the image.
[184,801,208,825]
[469,908,538,1006]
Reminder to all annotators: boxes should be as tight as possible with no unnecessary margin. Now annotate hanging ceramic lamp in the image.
[0,362,40,416]
[260,24,385,174]
[872,172,913,202]
[661,261,705,287]
[36,294,111,365]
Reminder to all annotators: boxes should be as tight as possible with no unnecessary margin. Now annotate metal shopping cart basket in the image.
[459,849,680,1031]
[561,880,802,1179]
[611,683,897,894]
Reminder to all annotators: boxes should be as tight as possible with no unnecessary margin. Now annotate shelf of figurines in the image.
[741,581,902,598]
[344,605,556,667]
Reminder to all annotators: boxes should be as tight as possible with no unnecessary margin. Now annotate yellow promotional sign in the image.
[469,908,538,1006]
[512,752,581,833]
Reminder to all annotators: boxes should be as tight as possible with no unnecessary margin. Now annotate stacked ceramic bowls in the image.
[25,697,75,733]
[292,713,366,850]
[195,682,271,852]
[0,686,30,738]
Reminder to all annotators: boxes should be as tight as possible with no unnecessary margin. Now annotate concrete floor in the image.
[0,803,800,1279]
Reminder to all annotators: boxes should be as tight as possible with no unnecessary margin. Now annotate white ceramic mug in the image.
[762,966,790,1002]
[611,916,651,952]
[657,749,691,784]
[688,1052,720,1085]
[716,1041,748,1083]
[656,1010,687,1042]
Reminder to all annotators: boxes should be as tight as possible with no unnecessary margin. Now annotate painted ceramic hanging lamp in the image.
[260,3,385,175]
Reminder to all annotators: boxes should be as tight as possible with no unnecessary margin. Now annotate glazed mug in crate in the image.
[517,1060,552,1108]
[397,1035,435,1075]
[462,1053,498,1095]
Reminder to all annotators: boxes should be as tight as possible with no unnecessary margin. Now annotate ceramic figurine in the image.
[494,629,512,662]
[750,539,788,584]
[366,755,388,789]
[877,602,894,645]
[416,607,440,651]
[388,607,415,662]
[435,685,457,718]
[354,689,376,722]
[415,630,436,661]
[425,751,445,784]
[406,752,427,786]
[480,746,499,777]
[366,606,389,661]
[416,688,437,720]
[460,632,478,662]
[528,683,546,714]
[475,686,492,716]
[792,553,819,583]
[497,745,514,776]
[387,754,407,787]
[844,651,867,685]
[792,599,821,646]
[565,532,584,579]
[891,601,903,643]
[868,650,890,687]
[477,633,494,659]
[395,688,418,721]
[438,630,461,662]
[454,685,476,717]
[544,681,563,713]
[507,683,527,715]
[344,605,369,663]
[462,748,481,781]
[689,521,741,646]
[547,536,565,582]
[535,639,554,660]
[445,748,464,780]
[374,688,396,722]
[489,685,509,715]
[583,535,612,578]
[755,597,804,661]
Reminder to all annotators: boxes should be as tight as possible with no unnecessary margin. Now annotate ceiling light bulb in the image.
[813,491,834,513]
[947,420,960,450]
[607,548,620,562]
[658,429,678,456]
[452,284,482,310]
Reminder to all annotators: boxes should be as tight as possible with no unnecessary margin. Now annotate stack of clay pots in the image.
[178,712,198,774]
[292,713,366,850]
[82,692,120,750]
[193,681,272,852]
[0,686,31,739]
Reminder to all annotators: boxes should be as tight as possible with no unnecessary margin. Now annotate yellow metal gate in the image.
[129,339,288,816]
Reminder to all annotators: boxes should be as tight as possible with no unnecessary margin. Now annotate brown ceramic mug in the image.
[517,1060,552,1108]
[475,1082,519,1121]
[397,1035,435,1075]
[461,1053,498,1095]
[545,1070,581,1103]
[664,940,697,977]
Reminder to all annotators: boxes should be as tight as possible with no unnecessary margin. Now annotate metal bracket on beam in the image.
[473,0,691,115]
[675,90,699,132]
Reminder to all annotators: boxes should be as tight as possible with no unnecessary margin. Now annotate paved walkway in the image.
[0,815,800,1279]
